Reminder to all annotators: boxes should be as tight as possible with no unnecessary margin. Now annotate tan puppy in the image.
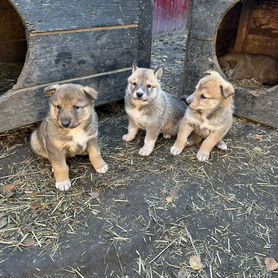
[171,71,234,161]
[218,52,278,85]
[123,64,187,156]
[31,84,108,191]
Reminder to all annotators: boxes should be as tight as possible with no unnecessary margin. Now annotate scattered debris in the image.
[265,257,278,272]
[189,255,203,271]
[22,238,36,248]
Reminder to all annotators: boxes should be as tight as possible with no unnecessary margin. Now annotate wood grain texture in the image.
[11,0,139,33]
[0,69,130,132]
[0,0,153,132]
[137,0,153,68]
[15,27,138,89]
[235,86,278,128]
[233,0,253,52]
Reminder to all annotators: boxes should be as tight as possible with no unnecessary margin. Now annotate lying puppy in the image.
[218,52,278,85]
[123,64,187,156]
[171,71,234,161]
[31,84,108,191]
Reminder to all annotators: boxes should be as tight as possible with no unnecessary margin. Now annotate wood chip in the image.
[189,255,203,271]
[2,184,15,194]
[88,191,99,199]
[166,196,174,204]
[22,238,36,247]
[265,257,278,272]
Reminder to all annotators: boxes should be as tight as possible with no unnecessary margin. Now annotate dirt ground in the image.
[0,32,278,278]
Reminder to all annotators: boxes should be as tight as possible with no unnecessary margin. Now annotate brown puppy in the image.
[123,64,186,156]
[171,71,234,161]
[31,84,108,191]
[218,52,278,85]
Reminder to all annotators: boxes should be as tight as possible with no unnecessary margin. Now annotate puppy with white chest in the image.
[171,71,235,161]
[31,84,108,191]
[123,64,187,156]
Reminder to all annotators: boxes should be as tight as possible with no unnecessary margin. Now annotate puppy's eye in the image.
[147,84,152,88]
[73,105,81,112]
[200,95,207,99]
[56,105,61,110]
[132,82,137,86]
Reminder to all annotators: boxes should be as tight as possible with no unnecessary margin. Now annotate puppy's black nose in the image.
[180,95,189,105]
[61,119,71,128]
[185,97,192,105]
[136,91,143,98]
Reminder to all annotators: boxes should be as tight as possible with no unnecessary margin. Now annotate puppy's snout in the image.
[186,97,192,105]
[136,91,144,98]
[61,119,71,128]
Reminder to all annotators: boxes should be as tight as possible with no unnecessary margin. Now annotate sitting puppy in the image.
[123,64,187,156]
[171,71,234,161]
[31,84,108,191]
[218,52,278,85]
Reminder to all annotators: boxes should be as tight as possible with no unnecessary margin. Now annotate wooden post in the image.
[233,0,254,52]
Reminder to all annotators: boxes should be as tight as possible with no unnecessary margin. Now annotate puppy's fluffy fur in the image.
[171,71,234,161]
[123,64,187,156]
[218,52,278,85]
[31,84,108,191]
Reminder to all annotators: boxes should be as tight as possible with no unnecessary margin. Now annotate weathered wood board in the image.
[0,0,152,132]
[0,70,130,132]
[16,28,138,88]
[182,0,278,128]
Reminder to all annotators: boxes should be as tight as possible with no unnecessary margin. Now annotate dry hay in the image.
[232,78,268,90]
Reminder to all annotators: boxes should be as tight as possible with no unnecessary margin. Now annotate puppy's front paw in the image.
[216,140,227,151]
[139,146,153,156]
[122,134,134,142]
[55,180,71,191]
[170,144,183,156]
[196,151,209,162]
[96,162,108,174]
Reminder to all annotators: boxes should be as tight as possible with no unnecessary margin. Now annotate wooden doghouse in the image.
[0,0,152,132]
[182,0,278,128]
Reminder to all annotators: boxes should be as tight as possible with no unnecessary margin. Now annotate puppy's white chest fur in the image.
[66,126,96,155]
[190,114,213,138]
[126,107,147,129]
[69,128,88,149]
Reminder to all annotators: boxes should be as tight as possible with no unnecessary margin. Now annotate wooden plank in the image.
[245,34,278,58]
[234,86,278,128]
[0,69,131,132]
[233,0,253,52]
[15,27,138,89]
[137,0,153,67]
[11,0,139,33]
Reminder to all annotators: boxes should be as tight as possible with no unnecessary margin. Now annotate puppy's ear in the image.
[132,62,138,73]
[220,83,235,99]
[43,84,60,97]
[83,86,98,101]
[154,66,164,80]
